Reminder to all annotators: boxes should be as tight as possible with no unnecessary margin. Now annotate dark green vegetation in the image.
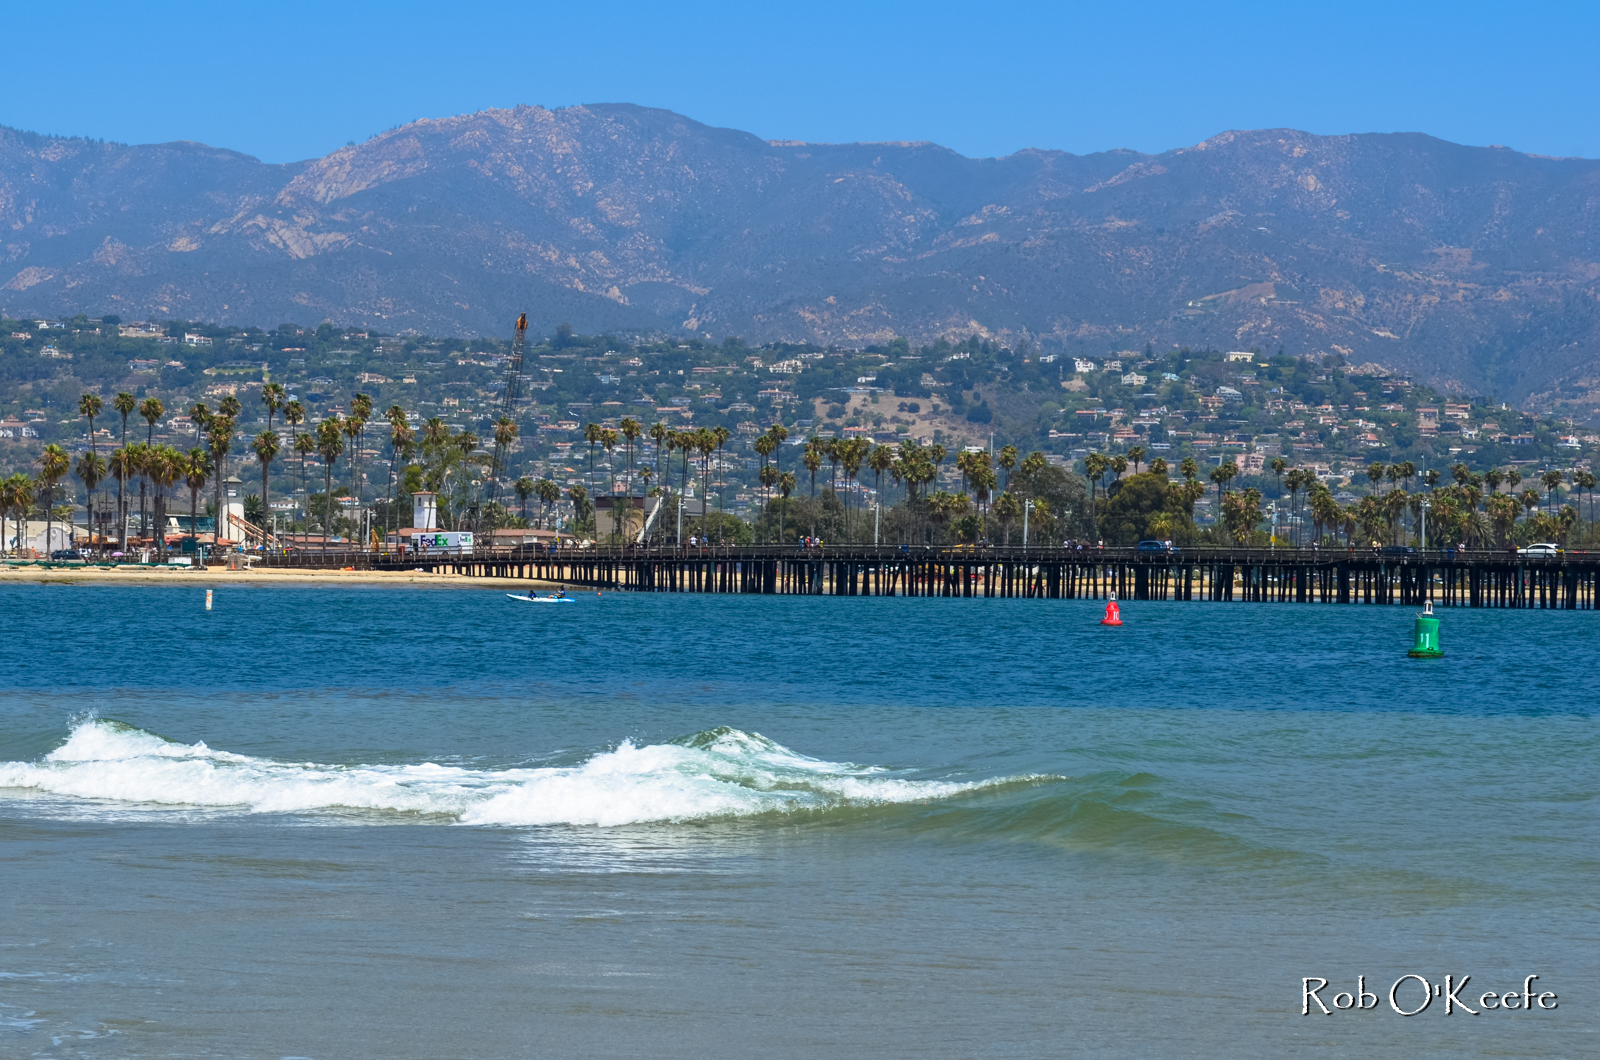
[4,106,1600,422]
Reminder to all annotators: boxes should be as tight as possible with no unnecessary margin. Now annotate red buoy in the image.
[1100,596,1122,626]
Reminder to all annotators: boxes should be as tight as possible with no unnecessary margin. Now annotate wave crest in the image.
[0,719,1009,827]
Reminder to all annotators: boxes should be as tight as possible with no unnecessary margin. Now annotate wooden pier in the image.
[262,546,1600,609]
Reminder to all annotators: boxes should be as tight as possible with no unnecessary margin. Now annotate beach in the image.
[0,563,571,590]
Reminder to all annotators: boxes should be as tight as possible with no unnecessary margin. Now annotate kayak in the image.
[507,593,575,603]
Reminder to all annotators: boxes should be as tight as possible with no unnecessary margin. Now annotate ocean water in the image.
[0,582,1594,1059]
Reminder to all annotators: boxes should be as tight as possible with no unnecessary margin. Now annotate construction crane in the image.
[478,312,528,532]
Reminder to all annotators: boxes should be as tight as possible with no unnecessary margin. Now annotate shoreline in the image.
[0,565,576,590]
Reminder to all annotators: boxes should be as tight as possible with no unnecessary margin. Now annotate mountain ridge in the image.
[3,103,1599,421]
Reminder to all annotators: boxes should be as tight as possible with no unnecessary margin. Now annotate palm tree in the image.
[79,393,103,459]
[1540,469,1564,515]
[106,446,134,548]
[754,434,777,505]
[649,421,670,485]
[824,437,842,498]
[315,418,345,556]
[867,444,895,514]
[292,432,315,541]
[252,430,280,543]
[1521,488,1541,524]
[111,392,138,540]
[666,430,687,543]
[1209,461,1237,503]
[601,427,619,496]
[147,446,183,561]
[696,427,718,542]
[1084,452,1109,525]
[568,485,592,531]
[74,452,107,549]
[188,402,212,444]
[385,406,415,529]
[32,445,66,556]
[492,414,519,478]
[766,423,789,484]
[218,394,242,424]
[350,393,374,512]
[282,399,306,516]
[340,414,364,511]
[261,382,287,432]
[534,478,560,529]
[33,444,68,556]
[513,476,535,522]
[998,445,1019,490]
[584,423,603,496]
[1576,469,1598,524]
[803,439,823,498]
[181,448,211,563]
[839,437,867,538]
[207,419,234,546]
[1127,446,1147,475]
[2,473,34,557]
[777,471,796,544]
[135,397,165,536]
[620,417,642,488]
[712,424,732,487]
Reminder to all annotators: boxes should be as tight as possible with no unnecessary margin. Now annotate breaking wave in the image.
[0,719,1028,827]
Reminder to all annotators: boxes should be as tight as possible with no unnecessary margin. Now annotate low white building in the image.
[7,520,81,554]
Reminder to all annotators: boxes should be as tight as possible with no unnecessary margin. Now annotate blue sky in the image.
[7,1,1597,163]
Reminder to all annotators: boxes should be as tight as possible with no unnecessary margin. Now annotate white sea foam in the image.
[0,720,994,827]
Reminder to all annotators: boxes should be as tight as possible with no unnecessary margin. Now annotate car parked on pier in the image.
[1518,542,1563,556]
[1136,540,1179,554]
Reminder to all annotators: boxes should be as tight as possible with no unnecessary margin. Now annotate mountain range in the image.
[3,104,1599,421]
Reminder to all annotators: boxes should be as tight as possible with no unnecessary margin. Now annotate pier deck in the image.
[259,545,1600,609]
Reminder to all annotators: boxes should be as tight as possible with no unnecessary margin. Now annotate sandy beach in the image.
[0,563,574,590]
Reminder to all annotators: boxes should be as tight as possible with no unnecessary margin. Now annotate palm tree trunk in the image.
[261,461,270,546]
[323,462,333,557]
[190,488,201,568]
[154,484,164,562]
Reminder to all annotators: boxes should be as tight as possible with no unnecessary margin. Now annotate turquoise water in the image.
[1,584,1595,1058]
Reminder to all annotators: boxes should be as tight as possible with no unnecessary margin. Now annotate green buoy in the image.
[1408,600,1444,659]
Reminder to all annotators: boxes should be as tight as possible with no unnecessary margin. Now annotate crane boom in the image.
[482,313,528,521]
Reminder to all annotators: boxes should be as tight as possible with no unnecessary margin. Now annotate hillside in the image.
[3,105,1600,421]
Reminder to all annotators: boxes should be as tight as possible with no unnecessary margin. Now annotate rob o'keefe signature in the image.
[1302,975,1558,1016]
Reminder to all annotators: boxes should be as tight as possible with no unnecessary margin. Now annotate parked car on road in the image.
[49,549,83,561]
[1518,542,1563,556]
